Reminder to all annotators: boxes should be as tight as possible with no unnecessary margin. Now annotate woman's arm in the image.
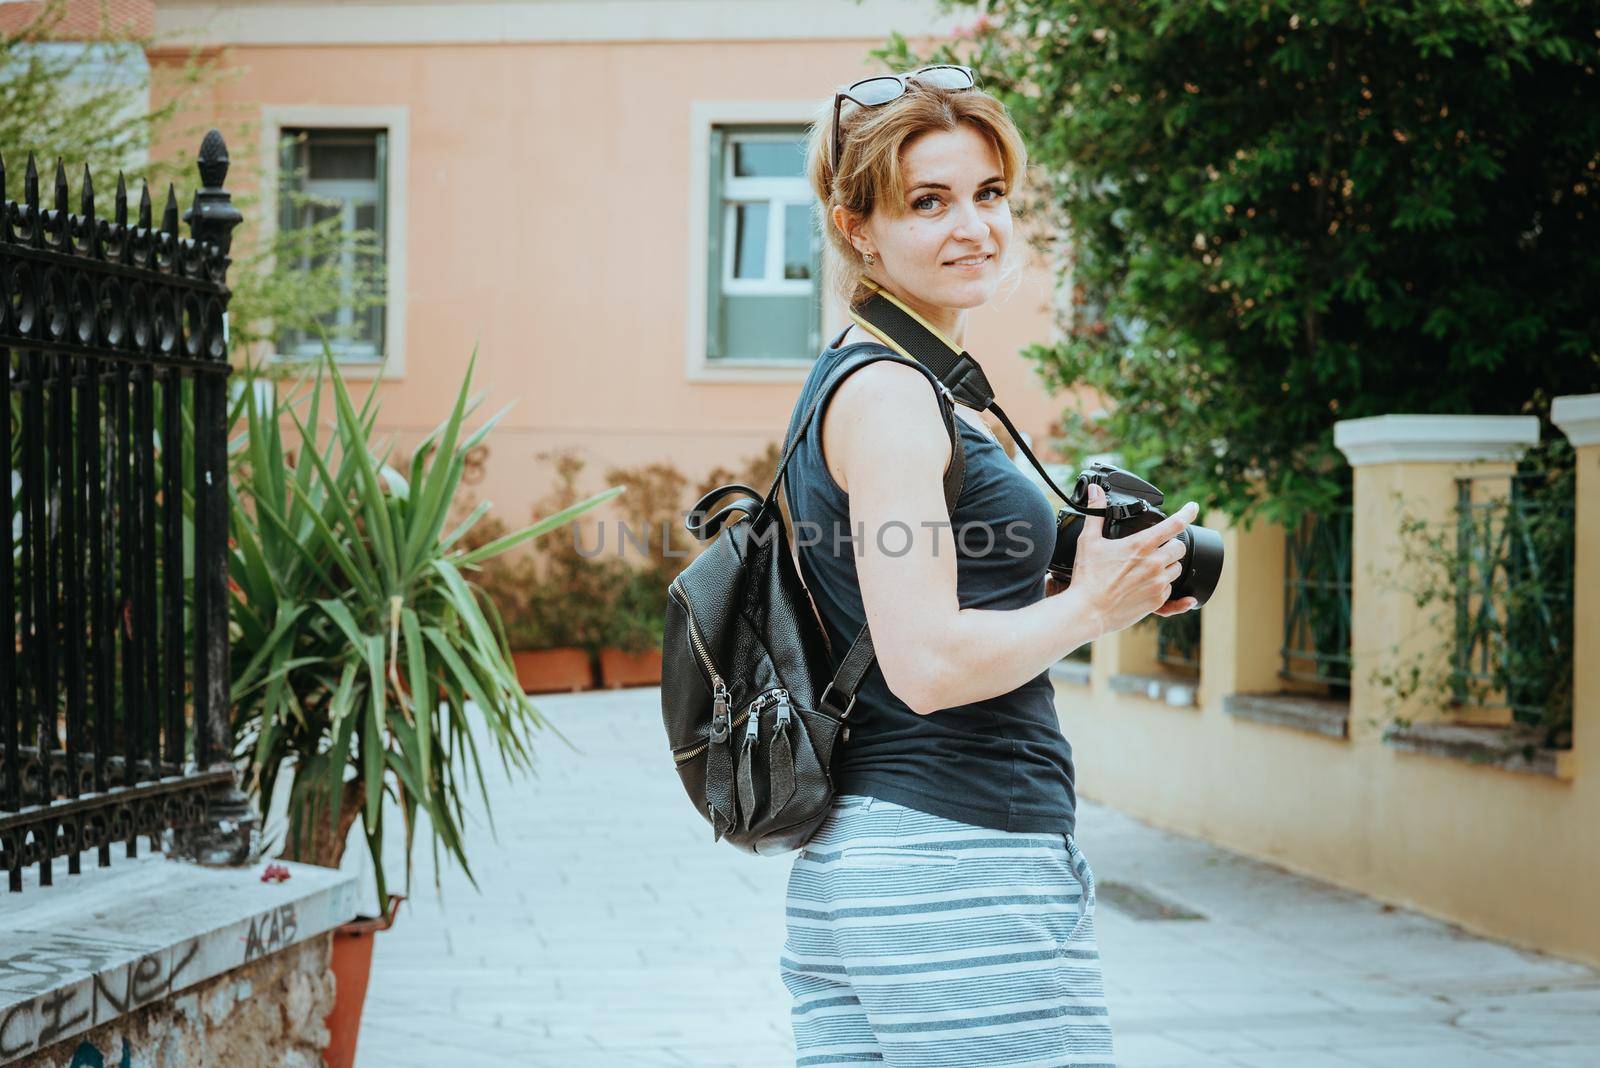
[825,361,1196,716]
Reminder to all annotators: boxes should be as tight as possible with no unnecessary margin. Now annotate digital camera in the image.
[1048,462,1225,607]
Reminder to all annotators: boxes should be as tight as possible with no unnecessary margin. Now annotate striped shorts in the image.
[780,794,1116,1067]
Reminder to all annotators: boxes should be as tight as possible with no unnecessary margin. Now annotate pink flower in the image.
[260,863,292,883]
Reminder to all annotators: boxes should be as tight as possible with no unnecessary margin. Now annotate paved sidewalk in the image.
[352,687,1600,1067]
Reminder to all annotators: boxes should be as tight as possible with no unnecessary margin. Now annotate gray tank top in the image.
[779,327,1077,835]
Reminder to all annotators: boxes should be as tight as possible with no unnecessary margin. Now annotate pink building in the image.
[145,0,1083,531]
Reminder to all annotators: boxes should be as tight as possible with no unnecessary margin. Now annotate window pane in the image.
[733,203,768,280]
[733,138,805,178]
[783,204,813,280]
[277,135,387,357]
[307,132,378,180]
[721,293,811,360]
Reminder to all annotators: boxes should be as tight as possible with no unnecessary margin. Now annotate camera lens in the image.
[1172,524,1225,606]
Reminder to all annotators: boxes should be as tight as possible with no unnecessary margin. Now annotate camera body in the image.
[1048,462,1225,607]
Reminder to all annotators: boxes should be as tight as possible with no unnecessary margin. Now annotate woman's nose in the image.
[950,200,987,241]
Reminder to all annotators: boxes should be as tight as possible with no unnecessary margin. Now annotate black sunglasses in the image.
[830,65,977,174]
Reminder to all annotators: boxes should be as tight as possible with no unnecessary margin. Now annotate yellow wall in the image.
[1056,419,1600,968]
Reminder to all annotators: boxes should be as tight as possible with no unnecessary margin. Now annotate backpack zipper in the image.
[669,580,722,690]
[672,686,788,765]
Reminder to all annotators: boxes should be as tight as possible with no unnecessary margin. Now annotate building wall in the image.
[147,2,1086,536]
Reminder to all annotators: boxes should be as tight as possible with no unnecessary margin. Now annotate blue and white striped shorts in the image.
[780,794,1115,1067]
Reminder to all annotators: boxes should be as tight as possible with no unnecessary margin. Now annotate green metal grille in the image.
[1451,467,1574,731]
[1156,612,1200,672]
[1280,505,1353,688]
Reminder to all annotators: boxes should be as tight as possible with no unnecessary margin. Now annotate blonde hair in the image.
[805,77,1030,317]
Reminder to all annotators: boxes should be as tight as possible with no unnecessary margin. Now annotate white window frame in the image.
[685,100,846,384]
[720,132,812,297]
[258,105,409,380]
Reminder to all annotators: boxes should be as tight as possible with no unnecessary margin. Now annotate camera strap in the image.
[847,277,1108,519]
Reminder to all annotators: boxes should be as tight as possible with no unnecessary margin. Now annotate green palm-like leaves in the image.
[228,345,620,911]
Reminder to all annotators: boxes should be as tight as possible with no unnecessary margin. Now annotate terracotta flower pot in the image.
[598,647,663,689]
[324,893,404,1068]
[511,647,594,693]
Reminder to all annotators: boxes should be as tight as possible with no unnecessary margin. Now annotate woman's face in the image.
[841,122,1012,327]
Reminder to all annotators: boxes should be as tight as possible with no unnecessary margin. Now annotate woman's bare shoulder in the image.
[822,359,951,493]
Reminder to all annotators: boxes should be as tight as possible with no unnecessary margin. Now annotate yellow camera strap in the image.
[848,277,1102,517]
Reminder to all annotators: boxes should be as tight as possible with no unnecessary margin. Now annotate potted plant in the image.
[225,348,619,1067]
[597,564,668,688]
[465,521,596,695]
[593,460,690,688]
[491,449,632,693]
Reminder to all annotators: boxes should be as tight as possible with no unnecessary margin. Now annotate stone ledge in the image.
[1223,692,1350,739]
[1382,721,1571,779]
[1109,672,1198,708]
[1048,659,1093,688]
[0,855,359,1063]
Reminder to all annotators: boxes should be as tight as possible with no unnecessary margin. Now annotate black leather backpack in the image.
[660,348,964,853]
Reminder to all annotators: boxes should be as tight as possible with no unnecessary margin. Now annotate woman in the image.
[778,67,1199,1067]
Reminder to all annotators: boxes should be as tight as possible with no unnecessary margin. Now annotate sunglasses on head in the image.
[830,65,977,174]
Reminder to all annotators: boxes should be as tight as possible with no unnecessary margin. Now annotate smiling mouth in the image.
[944,254,992,267]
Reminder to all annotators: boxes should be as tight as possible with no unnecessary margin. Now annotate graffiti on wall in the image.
[0,932,200,1061]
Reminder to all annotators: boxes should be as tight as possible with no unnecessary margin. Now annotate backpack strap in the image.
[753,348,966,726]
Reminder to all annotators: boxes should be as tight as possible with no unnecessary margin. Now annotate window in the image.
[705,126,821,363]
[276,127,388,362]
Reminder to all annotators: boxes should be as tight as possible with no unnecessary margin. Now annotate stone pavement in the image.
[351,687,1600,1067]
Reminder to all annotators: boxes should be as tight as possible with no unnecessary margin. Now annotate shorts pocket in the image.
[1062,833,1097,943]
[836,845,960,868]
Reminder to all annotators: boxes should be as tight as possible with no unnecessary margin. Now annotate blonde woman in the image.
[778,67,1199,1067]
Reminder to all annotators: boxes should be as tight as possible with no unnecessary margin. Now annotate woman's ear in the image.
[831,204,868,257]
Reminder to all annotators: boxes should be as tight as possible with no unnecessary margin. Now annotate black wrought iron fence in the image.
[1,130,251,893]
[1280,503,1353,691]
[1452,459,1575,737]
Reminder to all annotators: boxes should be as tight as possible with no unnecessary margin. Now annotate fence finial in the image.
[187,128,242,258]
[24,152,38,209]
[80,162,94,224]
[161,183,179,237]
[53,157,67,217]
[137,180,151,230]
[198,128,229,188]
[114,171,127,228]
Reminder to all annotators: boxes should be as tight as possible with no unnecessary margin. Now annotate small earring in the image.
[863,252,877,265]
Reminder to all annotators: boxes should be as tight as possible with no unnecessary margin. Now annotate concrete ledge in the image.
[1553,393,1600,448]
[1224,692,1350,739]
[1049,659,1093,688]
[1109,673,1198,708]
[0,855,359,1062]
[1383,721,1570,779]
[1333,414,1540,466]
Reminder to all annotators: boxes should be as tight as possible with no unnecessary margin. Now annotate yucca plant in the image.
[228,346,619,912]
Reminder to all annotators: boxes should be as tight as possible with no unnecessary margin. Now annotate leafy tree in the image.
[878,0,1600,523]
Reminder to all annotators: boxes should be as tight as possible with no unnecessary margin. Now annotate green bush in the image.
[882,0,1600,523]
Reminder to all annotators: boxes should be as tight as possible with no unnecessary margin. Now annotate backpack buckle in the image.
[818,682,856,721]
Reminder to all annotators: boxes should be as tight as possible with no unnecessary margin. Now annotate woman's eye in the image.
[914,195,940,211]
[980,186,1006,201]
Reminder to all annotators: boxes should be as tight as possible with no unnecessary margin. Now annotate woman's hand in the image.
[1067,482,1199,637]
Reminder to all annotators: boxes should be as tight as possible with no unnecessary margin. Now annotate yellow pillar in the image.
[1089,617,1158,690]
[1334,415,1539,741]
[1553,394,1600,778]
[1197,511,1287,706]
